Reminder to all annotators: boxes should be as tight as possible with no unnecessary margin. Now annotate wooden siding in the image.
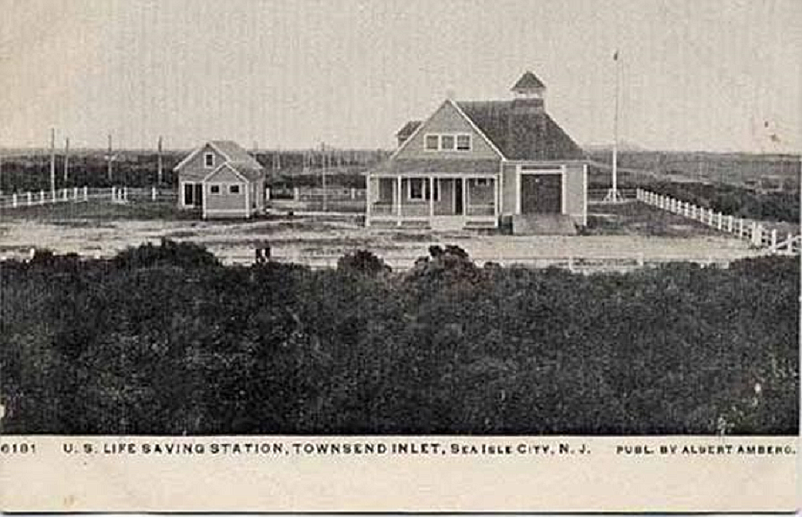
[178,143,226,182]
[395,101,500,161]
[204,165,248,217]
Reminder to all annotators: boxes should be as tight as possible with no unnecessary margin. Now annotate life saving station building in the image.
[366,72,588,233]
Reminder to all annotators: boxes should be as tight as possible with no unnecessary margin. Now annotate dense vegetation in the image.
[0,241,797,435]
[646,180,799,224]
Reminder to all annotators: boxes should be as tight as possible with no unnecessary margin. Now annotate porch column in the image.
[462,175,467,218]
[396,175,402,225]
[493,176,499,218]
[428,176,434,219]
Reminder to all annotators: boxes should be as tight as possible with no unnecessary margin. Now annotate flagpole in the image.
[605,50,623,203]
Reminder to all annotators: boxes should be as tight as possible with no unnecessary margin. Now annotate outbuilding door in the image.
[520,173,562,214]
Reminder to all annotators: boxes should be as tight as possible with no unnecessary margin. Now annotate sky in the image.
[0,0,800,153]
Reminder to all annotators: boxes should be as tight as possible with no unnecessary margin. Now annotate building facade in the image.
[366,72,588,233]
[174,140,266,219]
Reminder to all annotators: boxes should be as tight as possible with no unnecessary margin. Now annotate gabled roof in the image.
[396,120,422,138]
[456,101,585,161]
[511,71,546,92]
[174,140,264,173]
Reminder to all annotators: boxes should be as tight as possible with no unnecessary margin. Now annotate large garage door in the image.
[520,173,562,214]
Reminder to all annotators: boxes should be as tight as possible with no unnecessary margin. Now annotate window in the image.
[475,178,488,187]
[433,179,440,201]
[425,135,439,151]
[204,152,215,168]
[440,135,455,151]
[424,133,471,151]
[408,178,425,200]
[210,184,221,195]
[229,184,241,194]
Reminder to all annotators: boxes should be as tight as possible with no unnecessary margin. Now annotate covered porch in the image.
[366,173,499,229]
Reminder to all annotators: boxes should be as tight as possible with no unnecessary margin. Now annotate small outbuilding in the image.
[174,140,266,219]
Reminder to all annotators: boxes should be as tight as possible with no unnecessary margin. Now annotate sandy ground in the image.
[0,205,763,269]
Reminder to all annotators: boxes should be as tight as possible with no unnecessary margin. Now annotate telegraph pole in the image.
[320,142,328,212]
[157,136,163,185]
[106,134,113,182]
[49,128,56,193]
[63,137,70,183]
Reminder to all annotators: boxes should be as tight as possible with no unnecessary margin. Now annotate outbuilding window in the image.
[229,184,241,194]
[204,152,215,168]
[210,184,221,195]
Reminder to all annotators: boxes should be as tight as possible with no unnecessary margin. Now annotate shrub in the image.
[336,249,391,275]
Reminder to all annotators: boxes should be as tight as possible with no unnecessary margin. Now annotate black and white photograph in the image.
[0,0,799,511]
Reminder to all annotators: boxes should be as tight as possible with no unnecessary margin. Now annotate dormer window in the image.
[456,134,471,151]
[204,152,215,168]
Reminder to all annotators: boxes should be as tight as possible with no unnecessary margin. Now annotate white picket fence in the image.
[636,189,800,254]
[0,186,176,209]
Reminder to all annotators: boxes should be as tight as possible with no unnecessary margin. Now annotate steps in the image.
[512,214,577,235]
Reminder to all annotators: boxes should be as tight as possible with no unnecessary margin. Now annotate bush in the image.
[112,239,220,270]
[0,245,797,435]
[337,249,391,275]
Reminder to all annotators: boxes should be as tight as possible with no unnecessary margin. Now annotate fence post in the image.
[751,222,760,247]
[12,193,17,208]
[727,215,733,232]
[770,229,777,249]
[83,186,88,202]
[567,256,575,273]
[73,187,78,201]
[716,212,723,230]
[707,209,714,226]
[123,187,128,202]
[62,188,69,201]
[111,186,116,201]
[351,187,356,200]
[294,187,300,201]
[151,186,157,201]
[39,190,45,205]
[787,233,794,253]
[27,191,32,206]
[738,218,744,238]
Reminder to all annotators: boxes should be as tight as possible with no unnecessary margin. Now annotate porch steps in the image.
[512,214,577,235]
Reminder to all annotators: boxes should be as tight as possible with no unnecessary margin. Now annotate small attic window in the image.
[204,152,215,168]
[457,134,471,151]
[440,135,455,151]
[425,135,439,151]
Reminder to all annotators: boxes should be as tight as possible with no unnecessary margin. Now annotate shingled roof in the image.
[457,100,585,161]
[174,140,265,181]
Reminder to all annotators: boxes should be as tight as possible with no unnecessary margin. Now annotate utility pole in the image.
[63,137,70,183]
[320,142,328,212]
[157,136,163,185]
[106,134,113,182]
[49,128,56,193]
[604,50,623,203]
